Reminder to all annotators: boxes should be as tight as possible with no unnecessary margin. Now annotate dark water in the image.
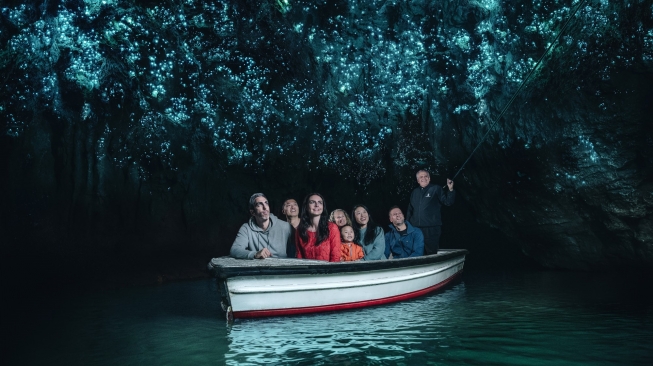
[7,270,652,365]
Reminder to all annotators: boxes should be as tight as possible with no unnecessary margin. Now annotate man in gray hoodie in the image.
[230,193,293,259]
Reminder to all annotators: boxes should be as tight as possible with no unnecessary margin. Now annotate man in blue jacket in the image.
[385,206,424,259]
[406,170,455,255]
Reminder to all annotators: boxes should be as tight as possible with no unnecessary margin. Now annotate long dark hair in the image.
[298,193,330,245]
[351,204,379,246]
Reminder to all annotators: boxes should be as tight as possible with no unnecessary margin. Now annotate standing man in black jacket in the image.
[406,170,455,255]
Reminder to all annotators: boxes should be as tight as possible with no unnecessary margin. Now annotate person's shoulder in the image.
[238,220,253,232]
[428,184,441,192]
[327,221,339,231]
[282,217,292,227]
[271,213,289,224]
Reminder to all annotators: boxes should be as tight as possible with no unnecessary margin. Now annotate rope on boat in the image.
[451,0,588,180]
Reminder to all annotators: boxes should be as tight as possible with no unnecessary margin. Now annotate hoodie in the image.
[230,213,292,259]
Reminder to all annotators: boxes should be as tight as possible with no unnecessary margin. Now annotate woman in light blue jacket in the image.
[351,204,386,261]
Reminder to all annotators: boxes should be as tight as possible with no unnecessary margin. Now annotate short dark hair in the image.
[249,193,267,210]
[388,205,402,216]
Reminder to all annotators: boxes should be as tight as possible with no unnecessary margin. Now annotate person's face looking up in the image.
[283,199,298,217]
[341,226,355,242]
[416,171,430,188]
[334,210,347,227]
[389,208,405,227]
[354,207,369,227]
[251,196,270,222]
[308,195,324,217]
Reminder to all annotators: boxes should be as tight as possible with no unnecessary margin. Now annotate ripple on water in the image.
[8,271,652,366]
[224,271,652,365]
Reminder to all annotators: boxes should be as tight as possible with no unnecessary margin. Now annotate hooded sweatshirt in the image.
[230,213,292,259]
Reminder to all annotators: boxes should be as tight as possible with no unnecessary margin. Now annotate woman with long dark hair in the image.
[295,193,341,262]
[352,204,386,260]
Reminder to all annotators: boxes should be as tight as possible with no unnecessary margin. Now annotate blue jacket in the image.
[384,222,424,259]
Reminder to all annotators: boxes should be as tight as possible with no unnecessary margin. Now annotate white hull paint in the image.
[209,249,467,318]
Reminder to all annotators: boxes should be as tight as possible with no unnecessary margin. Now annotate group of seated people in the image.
[229,192,425,262]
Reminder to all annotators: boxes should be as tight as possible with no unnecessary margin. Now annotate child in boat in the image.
[340,225,364,262]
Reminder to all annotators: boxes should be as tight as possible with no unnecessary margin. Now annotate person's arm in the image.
[364,227,386,260]
[356,244,366,260]
[409,228,425,257]
[442,189,455,206]
[229,225,256,259]
[440,179,456,206]
[384,232,392,259]
[406,191,414,222]
[329,224,342,263]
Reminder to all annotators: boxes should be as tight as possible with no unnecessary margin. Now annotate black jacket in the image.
[406,184,455,227]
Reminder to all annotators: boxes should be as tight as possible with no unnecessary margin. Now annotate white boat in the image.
[207,249,467,319]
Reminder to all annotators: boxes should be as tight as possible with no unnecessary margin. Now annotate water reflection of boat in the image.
[207,249,467,319]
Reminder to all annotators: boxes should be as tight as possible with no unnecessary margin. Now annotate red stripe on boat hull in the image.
[232,270,463,318]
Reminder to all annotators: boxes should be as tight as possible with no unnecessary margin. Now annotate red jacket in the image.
[295,222,342,262]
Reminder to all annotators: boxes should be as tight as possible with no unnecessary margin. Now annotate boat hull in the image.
[209,249,466,318]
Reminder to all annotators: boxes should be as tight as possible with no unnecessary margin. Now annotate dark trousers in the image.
[418,226,442,255]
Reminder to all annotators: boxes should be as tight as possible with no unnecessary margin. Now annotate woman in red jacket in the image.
[295,193,341,262]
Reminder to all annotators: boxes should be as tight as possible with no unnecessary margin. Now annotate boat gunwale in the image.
[209,249,467,279]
